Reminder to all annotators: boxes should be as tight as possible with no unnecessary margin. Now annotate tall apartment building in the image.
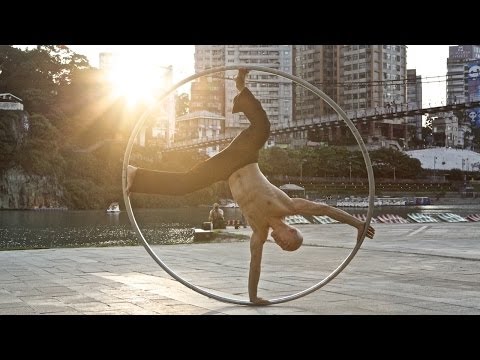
[292,45,407,116]
[193,45,293,136]
[292,45,408,148]
[293,45,340,121]
[189,77,225,115]
[446,45,480,105]
[447,45,480,134]
[192,45,409,149]
[192,45,225,114]
[406,69,423,140]
[194,45,225,72]
[339,45,407,112]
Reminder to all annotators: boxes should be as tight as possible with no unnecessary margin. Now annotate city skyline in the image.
[17,45,452,108]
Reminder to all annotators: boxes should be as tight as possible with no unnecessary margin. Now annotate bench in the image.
[193,228,215,242]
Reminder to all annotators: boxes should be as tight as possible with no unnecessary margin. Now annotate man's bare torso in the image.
[228,163,294,231]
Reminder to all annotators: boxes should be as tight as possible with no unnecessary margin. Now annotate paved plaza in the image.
[1,222,479,314]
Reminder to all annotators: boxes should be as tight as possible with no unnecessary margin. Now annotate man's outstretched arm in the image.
[291,198,375,241]
[248,230,270,305]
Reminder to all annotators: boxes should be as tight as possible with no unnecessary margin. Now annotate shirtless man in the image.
[126,69,375,304]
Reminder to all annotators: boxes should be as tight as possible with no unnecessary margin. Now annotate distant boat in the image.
[106,202,120,213]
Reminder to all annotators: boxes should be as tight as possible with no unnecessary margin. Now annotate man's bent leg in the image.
[127,152,234,196]
[128,87,271,196]
[128,167,197,195]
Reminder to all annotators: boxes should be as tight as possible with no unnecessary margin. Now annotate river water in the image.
[1,204,479,250]
[0,207,244,250]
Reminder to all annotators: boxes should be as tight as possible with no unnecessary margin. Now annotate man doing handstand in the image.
[126,69,375,304]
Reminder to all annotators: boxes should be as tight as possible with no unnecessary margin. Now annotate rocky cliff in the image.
[0,110,66,209]
[0,166,66,209]
[0,110,27,165]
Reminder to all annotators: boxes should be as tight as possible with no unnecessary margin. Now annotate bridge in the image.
[165,101,480,152]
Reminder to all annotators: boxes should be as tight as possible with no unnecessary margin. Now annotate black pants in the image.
[130,88,270,195]
[212,219,226,229]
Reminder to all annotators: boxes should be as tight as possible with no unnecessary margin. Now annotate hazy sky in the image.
[68,45,196,82]
[20,45,452,107]
[406,45,451,107]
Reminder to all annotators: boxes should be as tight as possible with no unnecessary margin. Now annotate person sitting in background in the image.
[209,203,225,229]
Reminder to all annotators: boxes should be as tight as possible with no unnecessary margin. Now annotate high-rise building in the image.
[192,45,409,149]
[447,45,480,132]
[192,45,226,113]
[291,45,407,148]
[194,45,225,72]
[292,45,407,117]
[339,45,407,112]
[446,45,480,105]
[189,77,225,115]
[193,45,293,136]
[407,69,422,140]
[293,45,340,121]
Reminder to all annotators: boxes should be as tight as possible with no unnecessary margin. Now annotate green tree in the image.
[0,46,89,115]
[259,147,299,177]
[370,147,422,179]
[14,114,64,176]
[446,168,464,181]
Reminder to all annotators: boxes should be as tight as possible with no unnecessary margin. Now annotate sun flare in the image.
[107,57,172,106]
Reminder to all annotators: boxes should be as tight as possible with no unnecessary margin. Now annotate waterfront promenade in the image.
[1,222,479,315]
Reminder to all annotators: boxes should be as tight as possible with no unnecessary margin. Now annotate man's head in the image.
[271,224,303,252]
[213,203,219,209]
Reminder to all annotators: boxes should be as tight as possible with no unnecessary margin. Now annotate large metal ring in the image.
[123,65,375,306]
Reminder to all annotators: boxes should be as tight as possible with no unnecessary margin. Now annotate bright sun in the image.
[107,57,171,106]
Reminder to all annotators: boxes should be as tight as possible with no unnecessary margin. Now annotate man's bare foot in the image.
[357,222,375,241]
[235,68,249,92]
[126,165,137,196]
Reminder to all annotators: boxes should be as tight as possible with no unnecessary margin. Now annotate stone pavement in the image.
[1,222,479,314]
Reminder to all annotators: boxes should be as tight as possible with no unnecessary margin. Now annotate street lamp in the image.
[433,156,437,181]
[349,161,352,182]
[393,166,396,182]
